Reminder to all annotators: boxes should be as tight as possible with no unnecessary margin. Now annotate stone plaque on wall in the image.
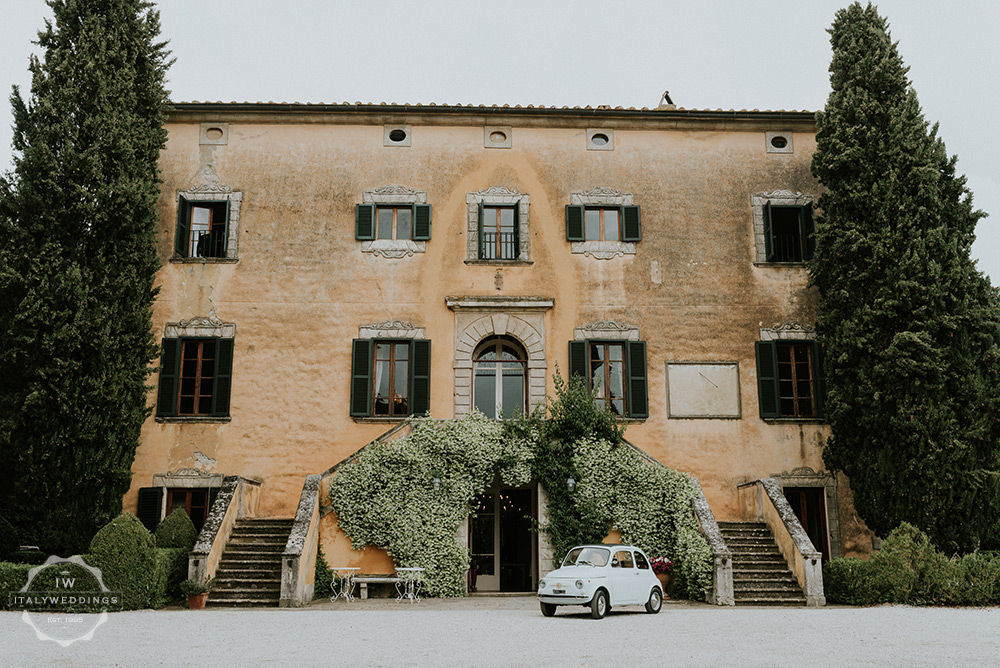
[666,362,741,419]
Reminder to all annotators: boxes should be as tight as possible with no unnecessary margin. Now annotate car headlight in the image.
[576,580,584,589]
[538,580,546,589]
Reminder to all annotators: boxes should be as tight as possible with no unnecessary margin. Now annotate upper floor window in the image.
[566,189,640,259]
[356,203,431,242]
[351,338,431,418]
[466,188,530,264]
[479,206,518,260]
[752,191,815,265]
[156,337,234,418]
[568,339,648,418]
[173,188,242,262]
[755,339,825,419]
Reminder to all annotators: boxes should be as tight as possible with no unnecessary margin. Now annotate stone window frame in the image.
[569,188,638,260]
[587,129,614,151]
[751,190,815,266]
[156,316,236,424]
[465,187,531,265]
[757,322,825,423]
[484,126,512,149]
[352,321,429,423]
[360,186,428,258]
[384,125,411,147]
[765,131,793,154]
[446,297,553,417]
[171,185,243,264]
[771,466,842,560]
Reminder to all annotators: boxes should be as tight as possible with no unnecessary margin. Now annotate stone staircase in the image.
[718,521,807,606]
[207,518,294,608]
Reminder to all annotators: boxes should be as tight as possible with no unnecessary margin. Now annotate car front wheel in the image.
[590,590,609,619]
[645,587,662,614]
[540,601,557,617]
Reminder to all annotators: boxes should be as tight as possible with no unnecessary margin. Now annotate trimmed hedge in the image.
[87,513,157,610]
[154,508,198,551]
[824,523,1000,606]
[0,516,19,559]
[0,562,33,609]
[155,547,189,606]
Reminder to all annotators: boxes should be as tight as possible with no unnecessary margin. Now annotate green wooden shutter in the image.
[626,340,649,418]
[220,199,232,258]
[350,339,373,416]
[568,341,588,380]
[156,338,181,416]
[356,204,375,240]
[622,205,642,242]
[513,202,521,259]
[413,204,432,241]
[811,341,826,419]
[136,487,163,532]
[175,197,190,257]
[763,201,775,262]
[801,204,816,261]
[566,205,584,241]
[212,338,234,417]
[755,341,780,418]
[477,202,485,258]
[410,339,431,415]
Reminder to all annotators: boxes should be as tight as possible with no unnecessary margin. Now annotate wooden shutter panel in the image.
[175,197,190,257]
[568,341,588,380]
[801,204,816,261]
[156,338,181,417]
[413,204,432,241]
[477,202,485,258]
[220,199,232,258]
[811,341,826,419]
[350,339,373,416]
[513,202,521,259]
[755,341,781,418]
[136,487,164,532]
[565,205,585,241]
[410,339,431,415]
[212,338,234,417]
[626,341,649,418]
[763,201,775,262]
[356,204,375,240]
[622,205,642,242]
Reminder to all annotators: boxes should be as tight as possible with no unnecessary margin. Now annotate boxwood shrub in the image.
[0,563,32,609]
[154,547,189,605]
[87,513,157,610]
[154,508,198,551]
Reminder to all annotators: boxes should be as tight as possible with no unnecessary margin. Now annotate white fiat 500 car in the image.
[538,544,662,618]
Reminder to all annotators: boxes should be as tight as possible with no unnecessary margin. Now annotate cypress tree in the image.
[811,3,1000,552]
[0,1,170,554]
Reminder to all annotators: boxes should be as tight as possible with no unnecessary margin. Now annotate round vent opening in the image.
[591,133,609,146]
[770,135,788,149]
[489,131,507,143]
[388,129,407,143]
[205,127,224,141]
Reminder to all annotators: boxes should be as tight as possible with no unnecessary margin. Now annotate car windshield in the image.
[562,547,610,567]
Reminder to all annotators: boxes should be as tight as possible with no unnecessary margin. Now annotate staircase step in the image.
[212,583,281,593]
[735,597,807,606]
[206,598,280,608]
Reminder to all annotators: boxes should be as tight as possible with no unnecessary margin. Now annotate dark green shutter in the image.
[220,199,232,258]
[566,205,584,241]
[568,341,588,379]
[801,204,816,261]
[156,338,181,416]
[413,204,432,241]
[356,204,375,240]
[136,487,163,532]
[477,202,485,258]
[350,339,373,416]
[811,341,826,419]
[410,339,431,415]
[626,341,649,418]
[763,201,775,262]
[175,197,190,257]
[212,339,234,417]
[756,341,780,418]
[513,203,521,258]
[622,205,642,242]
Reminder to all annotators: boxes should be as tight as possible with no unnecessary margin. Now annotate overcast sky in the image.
[2,0,998,281]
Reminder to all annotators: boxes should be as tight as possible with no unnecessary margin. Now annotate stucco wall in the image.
[125,106,865,566]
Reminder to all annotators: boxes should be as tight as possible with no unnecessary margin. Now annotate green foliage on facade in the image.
[87,513,157,610]
[824,523,1000,605]
[328,371,712,600]
[810,2,1000,552]
[154,508,198,551]
[0,0,171,555]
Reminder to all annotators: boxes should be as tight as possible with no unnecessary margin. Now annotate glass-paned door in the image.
[473,337,526,419]
[469,484,536,592]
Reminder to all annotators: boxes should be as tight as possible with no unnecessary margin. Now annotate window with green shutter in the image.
[351,338,431,418]
[762,203,815,263]
[174,191,240,260]
[756,340,825,419]
[156,337,234,419]
[568,339,648,418]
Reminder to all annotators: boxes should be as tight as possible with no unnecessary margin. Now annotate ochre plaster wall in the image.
[125,110,866,568]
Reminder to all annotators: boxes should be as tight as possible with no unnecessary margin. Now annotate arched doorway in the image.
[472,336,527,419]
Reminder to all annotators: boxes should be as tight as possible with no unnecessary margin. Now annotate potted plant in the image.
[179,577,215,609]
[650,557,674,593]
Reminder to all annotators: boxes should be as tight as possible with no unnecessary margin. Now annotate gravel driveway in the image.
[2,596,997,667]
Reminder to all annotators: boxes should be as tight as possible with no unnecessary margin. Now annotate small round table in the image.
[395,568,425,603]
[329,567,360,602]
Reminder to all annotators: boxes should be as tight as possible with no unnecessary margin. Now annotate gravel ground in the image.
[2,596,998,668]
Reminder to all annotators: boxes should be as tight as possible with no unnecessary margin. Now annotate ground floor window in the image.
[473,336,526,419]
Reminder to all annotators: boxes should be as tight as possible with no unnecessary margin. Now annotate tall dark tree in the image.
[0,1,170,554]
[811,2,1000,551]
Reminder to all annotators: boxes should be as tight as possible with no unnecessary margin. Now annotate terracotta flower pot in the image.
[655,572,673,592]
[188,592,209,610]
